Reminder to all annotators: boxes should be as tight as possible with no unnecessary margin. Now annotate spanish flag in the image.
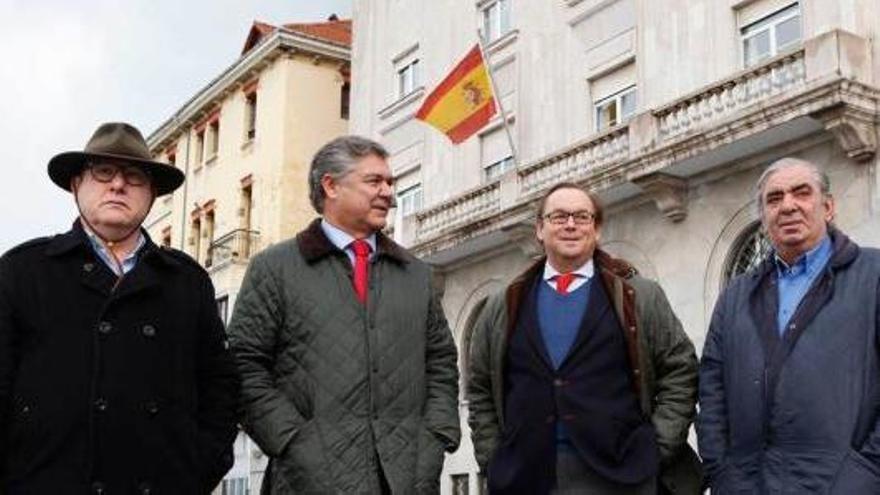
[415,44,497,144]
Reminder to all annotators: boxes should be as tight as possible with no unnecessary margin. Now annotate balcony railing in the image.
[654,50,806,139]
[409,31,876,253]
[206,229,260,268]
[520,126,629,196]
[416,181,501,239]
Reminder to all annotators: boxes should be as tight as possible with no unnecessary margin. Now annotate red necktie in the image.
[352,240,371,304]
[555,273,575,295]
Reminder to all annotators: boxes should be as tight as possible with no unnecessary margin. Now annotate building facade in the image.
[350,0,880,493]
[144,16,351,494]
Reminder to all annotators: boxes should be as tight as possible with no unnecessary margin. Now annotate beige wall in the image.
[145,51,350,299]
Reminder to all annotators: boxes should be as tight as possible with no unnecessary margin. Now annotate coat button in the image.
[145,401,160,416]
[629,325,637,333]
[91,481,105,494]
[633,369,641,375]
[97,321,113,335]
[553,378,564,387]
[94,398,108,412]
[142,325,157,338]
[83,262,95,272]
[138,481,152,494]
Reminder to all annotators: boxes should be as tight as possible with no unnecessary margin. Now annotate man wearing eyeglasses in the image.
[0,122,239,493]
[467,182,702,494]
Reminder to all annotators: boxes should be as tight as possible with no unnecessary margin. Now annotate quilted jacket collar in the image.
[296,218,409,265]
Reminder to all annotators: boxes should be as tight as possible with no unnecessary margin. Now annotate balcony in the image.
[409,30,878,265]
[206,229,260,270]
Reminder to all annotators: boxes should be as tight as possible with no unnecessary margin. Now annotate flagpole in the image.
[476,29,518,166]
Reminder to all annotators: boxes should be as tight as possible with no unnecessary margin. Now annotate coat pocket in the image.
[273,419,331,493]
[414,426,447,494]
[7,397,37,474]
[827,449,880,495]
[710,462,757,495]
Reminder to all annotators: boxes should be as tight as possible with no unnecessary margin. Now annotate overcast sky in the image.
[0,0,351,252]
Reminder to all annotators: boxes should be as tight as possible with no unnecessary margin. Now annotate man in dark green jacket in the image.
[228,136,460,494]
[467,182,702,494]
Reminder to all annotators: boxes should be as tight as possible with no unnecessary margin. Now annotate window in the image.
[484,155,514,181]
[478,474,488,495]
[217,296,229,326]
[341,82,351,120]
[451,474,469,495]
[204,209,216,267]
[482,0,511,43]
[240,183,253,230]
[481,125,516,182]
[245,92,257,140]
[221,477,249,495]
[398,59,419,98]
[190,217,201,261]
[207,120,220,159]
[724,223,772,284]
[167,152,176,167]
[195,130,205,165]
[595,85,636,131]
[741,3,801,67]
[397,184,423,217]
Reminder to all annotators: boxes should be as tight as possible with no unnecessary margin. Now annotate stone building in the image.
[350,0,880,492]
[144,15,351,493]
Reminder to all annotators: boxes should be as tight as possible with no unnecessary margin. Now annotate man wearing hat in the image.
[0,122,240,493]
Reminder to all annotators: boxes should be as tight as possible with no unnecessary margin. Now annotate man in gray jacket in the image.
[228,136,460,494]
[699,157,880,494]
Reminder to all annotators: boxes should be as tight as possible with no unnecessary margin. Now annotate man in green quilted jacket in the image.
[228,135,460,494]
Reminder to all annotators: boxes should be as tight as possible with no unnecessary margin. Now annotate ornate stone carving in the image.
[812,105,877,163]
[632,173,688,222]
[501,221,543,260]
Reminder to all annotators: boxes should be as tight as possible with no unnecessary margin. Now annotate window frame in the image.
[740,3,801,67]
[397,59,419,98]
[481,0,511,43]
[484,155,515,182]
[244,92,257,141]
[207,120,220,159]
[594,85,637,132]
[396,183,424,217]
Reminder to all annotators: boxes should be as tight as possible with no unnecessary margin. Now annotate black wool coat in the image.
[0,221,240,494]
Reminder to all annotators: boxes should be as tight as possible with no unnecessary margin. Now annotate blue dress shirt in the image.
[775,235,833,335]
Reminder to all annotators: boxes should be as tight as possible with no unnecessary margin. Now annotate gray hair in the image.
[308,135,389,213]
[754,157,831,218]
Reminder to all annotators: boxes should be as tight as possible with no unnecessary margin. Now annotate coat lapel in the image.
[517,277,555,372]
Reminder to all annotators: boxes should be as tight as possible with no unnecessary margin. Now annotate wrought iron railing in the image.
[206,228,260,268]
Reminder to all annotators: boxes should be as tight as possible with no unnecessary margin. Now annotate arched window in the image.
[724,222,772,284]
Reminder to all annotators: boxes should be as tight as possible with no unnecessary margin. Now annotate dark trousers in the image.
[552,450,656,495]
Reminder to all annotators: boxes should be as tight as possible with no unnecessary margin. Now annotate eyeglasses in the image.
[542,210,595,225]
[87,162,151,187]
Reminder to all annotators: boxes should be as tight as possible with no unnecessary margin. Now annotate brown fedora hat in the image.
[48,122,184,196]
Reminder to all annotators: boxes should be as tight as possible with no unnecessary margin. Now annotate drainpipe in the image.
[177,116,192,251]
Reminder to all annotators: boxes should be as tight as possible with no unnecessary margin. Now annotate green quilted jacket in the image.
[228,219,460,494]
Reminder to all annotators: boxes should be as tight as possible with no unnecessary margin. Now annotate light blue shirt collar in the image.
[774,235,833,334]
[320,219,377,264]
[774,235,833,275]
[83,225,146,276]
